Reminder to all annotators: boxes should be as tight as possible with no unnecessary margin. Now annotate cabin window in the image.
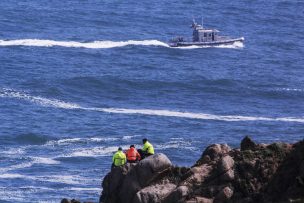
[204,33,207,37]
[209,33,212,37]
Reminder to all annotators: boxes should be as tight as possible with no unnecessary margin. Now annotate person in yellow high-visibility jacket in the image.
[112,147,126,168]
[138,138,154,159]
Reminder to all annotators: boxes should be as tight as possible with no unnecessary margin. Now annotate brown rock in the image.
[163,185,190,203]
[218,155,234,173]
[214,186,233,203]
[220,169,235,181]
[186,197,214,203]
[133,183,176,203]
[202,144,231,161]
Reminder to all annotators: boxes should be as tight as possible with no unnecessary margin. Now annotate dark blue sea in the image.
[0,0,303,202]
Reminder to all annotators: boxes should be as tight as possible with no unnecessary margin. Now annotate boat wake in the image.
[0,39,243,49]
[0,39,169,49]
[1,88,303,123]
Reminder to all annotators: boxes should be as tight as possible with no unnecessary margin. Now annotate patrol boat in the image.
[168,19,244,47]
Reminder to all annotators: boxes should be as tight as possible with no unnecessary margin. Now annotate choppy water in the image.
[1,0,304,202]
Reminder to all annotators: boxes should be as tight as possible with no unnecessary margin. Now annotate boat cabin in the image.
[192,23,219,42]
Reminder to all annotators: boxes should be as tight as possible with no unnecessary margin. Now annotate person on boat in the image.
[125,145,141,163]
[138,138,154,159]
[112,147,126,168]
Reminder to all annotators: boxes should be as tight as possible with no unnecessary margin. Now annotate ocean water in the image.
[0,0,304,202]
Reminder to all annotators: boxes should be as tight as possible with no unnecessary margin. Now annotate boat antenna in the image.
[201,17,204,28]
[192,17,196,24]
[191,16,197,28]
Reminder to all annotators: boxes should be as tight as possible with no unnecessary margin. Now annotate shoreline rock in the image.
[63,137,304,203]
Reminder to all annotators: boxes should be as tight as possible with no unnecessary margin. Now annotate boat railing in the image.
[216,36,232,41]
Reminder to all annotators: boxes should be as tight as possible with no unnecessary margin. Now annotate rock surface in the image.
[63,137,304,203]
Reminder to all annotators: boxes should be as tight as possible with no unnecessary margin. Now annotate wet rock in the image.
[214,186,233,203]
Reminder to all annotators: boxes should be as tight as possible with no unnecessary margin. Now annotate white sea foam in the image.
[35,175,84,185]
[67,145,129,157]
[0,162,33,173]
[0,188,24,201]
[0,39,169,49]
[156,139,196,150]
[1,88,304,123]
[69,187,100,192]
[46,137,119,146]
[32,157,60,165]
[0,88,81,109]
[0,157,60,173]
[1,147,26,156]
[280,88,304,92]
[0,173,25,179]
[5,174,88,185]
[93,107,304,123]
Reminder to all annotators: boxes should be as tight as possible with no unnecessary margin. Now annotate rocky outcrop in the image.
[100,153,173,203]
[63,137,304,203]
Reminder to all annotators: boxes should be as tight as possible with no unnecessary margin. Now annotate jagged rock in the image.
[216,155,235,182]
[214,186,233,203]
[133,183,176,203]
[163,185,190,203]
[100,153,172,203]
[195,144,231,166]
[220,169,235,181]
[202,144,231,161]
[61,199,71,203]
[186,197,214,203]
[100,163,136,203]
[241,136,257,151]
[96,137,304,203]
[218,155,234,173]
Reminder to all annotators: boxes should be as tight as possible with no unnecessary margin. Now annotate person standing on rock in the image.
[125,145,141,163]
[138,138,154,159]
[112,147,126,168]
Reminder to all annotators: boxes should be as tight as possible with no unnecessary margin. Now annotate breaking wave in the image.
[1,88,303,123]
[0,39,243,49]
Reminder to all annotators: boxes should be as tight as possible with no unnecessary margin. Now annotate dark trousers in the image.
[127,160,138,163]
[138,149,153,159]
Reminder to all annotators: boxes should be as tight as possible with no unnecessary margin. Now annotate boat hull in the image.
[168,37,244,47]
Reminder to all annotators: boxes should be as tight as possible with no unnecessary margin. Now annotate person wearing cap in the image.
[125,145,141,163]
[112,147,126,168]
[138,138,154,159]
